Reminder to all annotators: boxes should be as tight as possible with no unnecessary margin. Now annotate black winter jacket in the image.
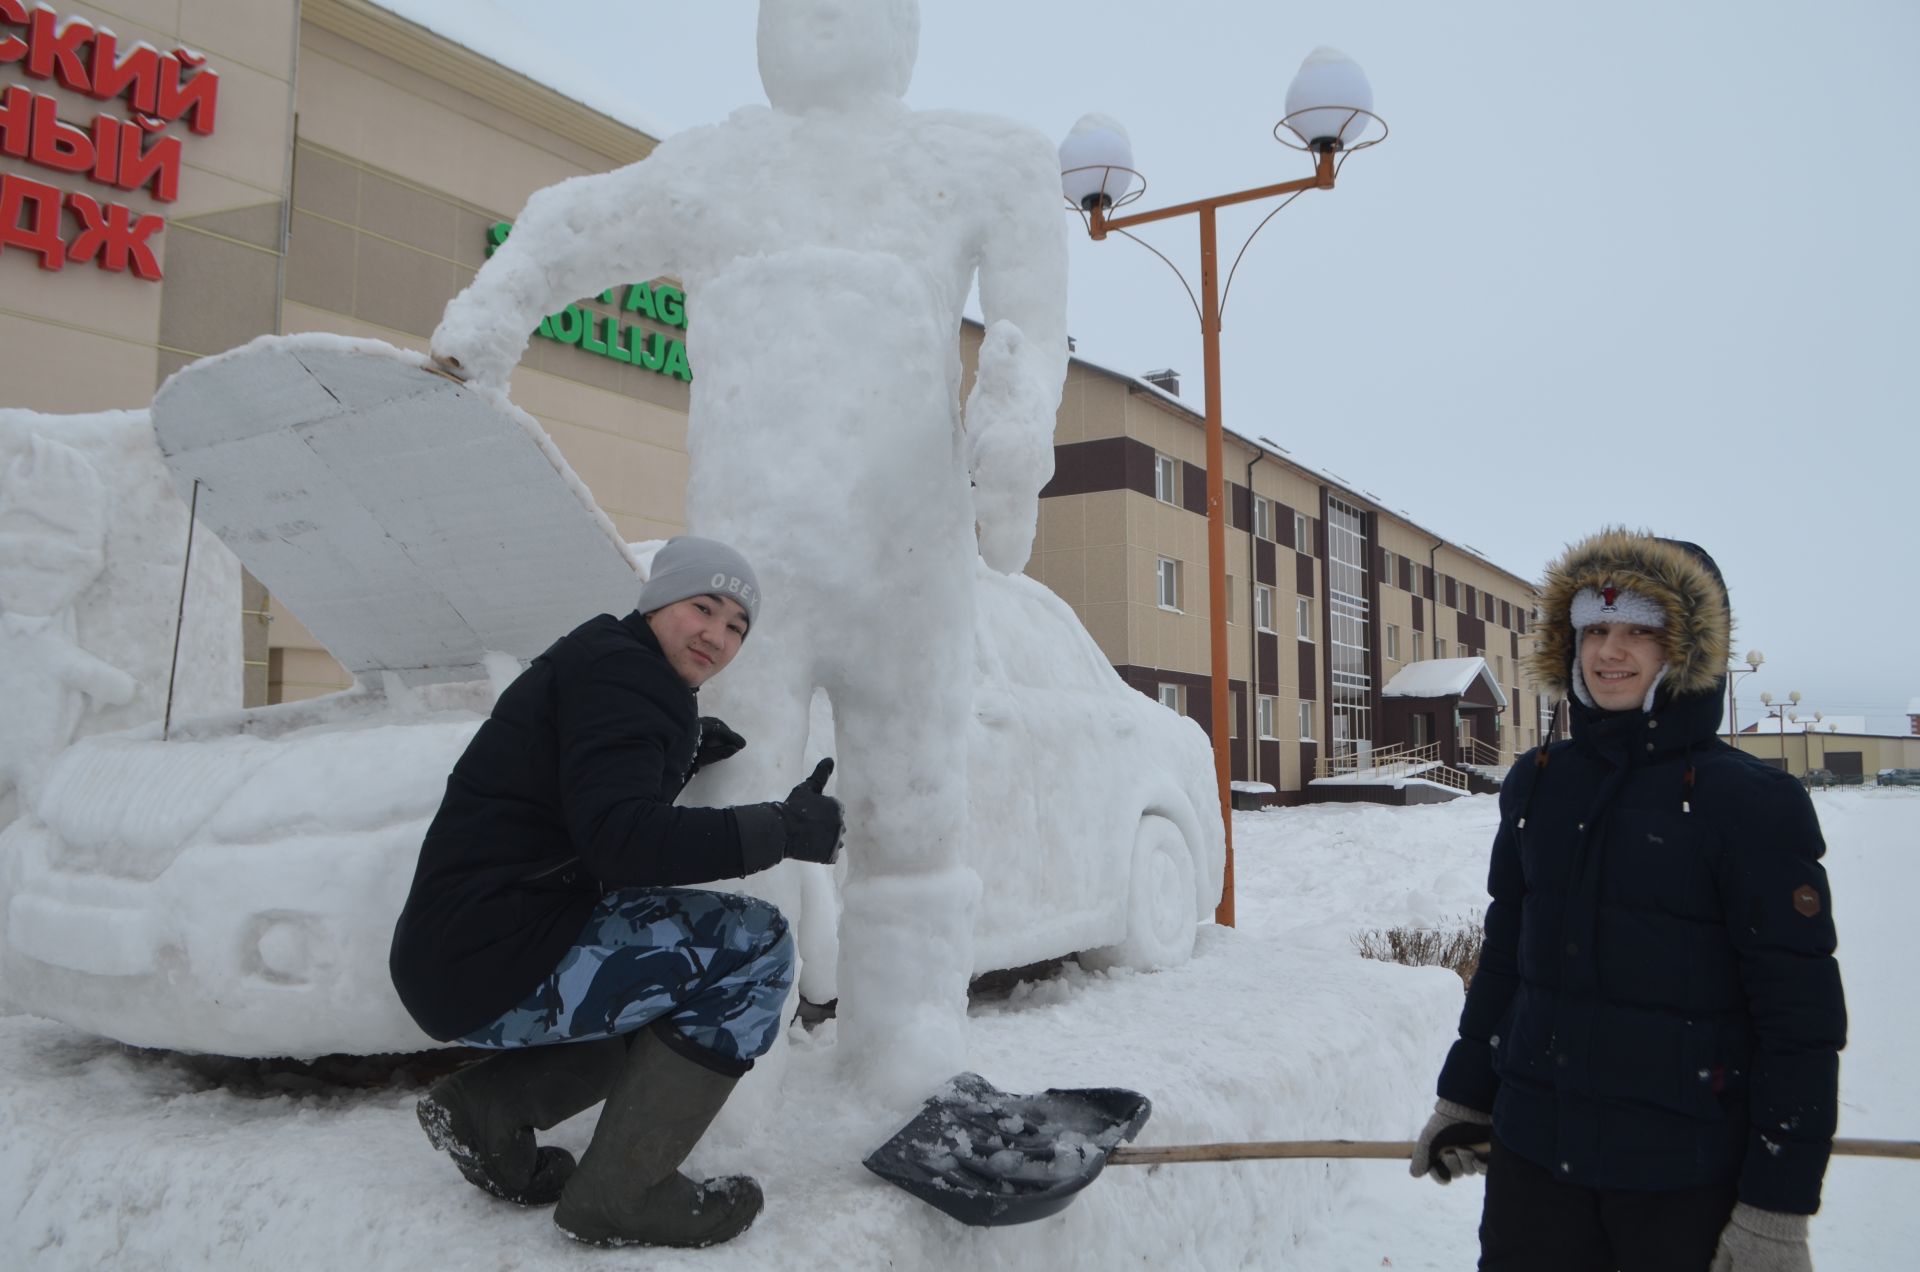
[1438,684,1847,1213]
[389,611,783,1041]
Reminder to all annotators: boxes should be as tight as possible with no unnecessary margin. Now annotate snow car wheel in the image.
[1080,814,1198,972]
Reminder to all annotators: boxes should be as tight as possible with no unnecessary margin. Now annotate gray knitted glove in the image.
[1709,1203,1812,1272]
[1409,1098,1491,1184]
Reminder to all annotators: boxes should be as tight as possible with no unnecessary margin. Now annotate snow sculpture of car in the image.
[0,336,1222,1058]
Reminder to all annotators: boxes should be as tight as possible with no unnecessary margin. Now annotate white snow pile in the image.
[1,793,1912,1270]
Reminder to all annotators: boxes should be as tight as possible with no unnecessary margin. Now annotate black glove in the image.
[777,758,844,865]
[693,717,746,771]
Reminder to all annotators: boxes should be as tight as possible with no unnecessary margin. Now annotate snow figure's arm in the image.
[46,639,137,708]
[964,131,1069,574]
[1435,763,1528,1111]
[432,159,681,390]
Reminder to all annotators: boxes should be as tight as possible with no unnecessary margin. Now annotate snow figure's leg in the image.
[683,248,979,1101]
[826,610,981,1103]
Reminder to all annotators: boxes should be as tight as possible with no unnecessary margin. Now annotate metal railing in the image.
[1457,736,1504,769]
[1315,741,1470,792]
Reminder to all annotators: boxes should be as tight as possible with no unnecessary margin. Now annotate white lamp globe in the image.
[1060,113,1137,209]
[1284,46,1374,149]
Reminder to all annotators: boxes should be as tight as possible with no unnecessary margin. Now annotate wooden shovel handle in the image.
[1106,1137,1920,1166]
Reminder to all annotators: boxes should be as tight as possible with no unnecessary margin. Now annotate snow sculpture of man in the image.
[430,0,1067,1100]
[0,436,136,826]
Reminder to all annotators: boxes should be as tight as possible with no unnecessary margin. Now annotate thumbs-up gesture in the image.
[778,758,844,865]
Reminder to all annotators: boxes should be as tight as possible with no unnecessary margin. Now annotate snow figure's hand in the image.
[91,665,137,707]
[965,321,1055,575]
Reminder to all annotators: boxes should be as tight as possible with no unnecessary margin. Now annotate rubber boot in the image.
[552,1022,763,1248]
[416,1036,627,1205]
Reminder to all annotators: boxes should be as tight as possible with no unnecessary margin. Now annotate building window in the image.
[1434,637,1447,659]
[1255,584,1276,632]
[1412,631,1424,661]
[1157,557,1181,610]
[1296,699,1313,740]
[1157,683,1184,714]
[1230,689,1242,738]
[1386,624,1401,661]
[1494,652,1504,680]
[1294,510,1310,550]
[1259,694,1279,740]
[1484,594,1495,621]
[1296,597,1313,641]
[1410,712,1431,747]
[1325,495,1373,763]
[1253,495,1272,541]
[1154,453,1178,504]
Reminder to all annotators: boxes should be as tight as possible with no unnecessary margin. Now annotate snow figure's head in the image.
[758,0,918,113]
[0,436,109,619]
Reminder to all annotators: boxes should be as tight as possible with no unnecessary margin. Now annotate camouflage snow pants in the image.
[457,887,794,1066]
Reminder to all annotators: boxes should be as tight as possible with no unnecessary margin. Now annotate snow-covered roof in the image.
[1382,657,1508,709]
[365,0,673,141]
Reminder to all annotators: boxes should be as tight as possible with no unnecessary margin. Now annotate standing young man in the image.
[390,536,844,1249]
[1410,529,1846,1271]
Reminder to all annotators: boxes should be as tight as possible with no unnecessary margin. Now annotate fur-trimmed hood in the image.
[1526,529,1731,702]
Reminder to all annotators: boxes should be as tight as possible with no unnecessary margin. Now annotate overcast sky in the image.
[489,0,1916,731]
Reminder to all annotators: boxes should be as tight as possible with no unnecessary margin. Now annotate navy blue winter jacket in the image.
[389,612,784,1041]
[1438,683,1846,1213]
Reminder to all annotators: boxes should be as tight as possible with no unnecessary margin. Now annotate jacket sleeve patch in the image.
[1792,885,1822,918]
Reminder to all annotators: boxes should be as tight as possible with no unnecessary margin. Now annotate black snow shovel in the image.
[865,1073,1920,1228]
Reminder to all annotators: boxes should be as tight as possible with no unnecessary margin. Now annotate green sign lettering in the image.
[486,220,692,381]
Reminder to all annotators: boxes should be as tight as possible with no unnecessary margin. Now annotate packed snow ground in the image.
[2,791,1912,1269]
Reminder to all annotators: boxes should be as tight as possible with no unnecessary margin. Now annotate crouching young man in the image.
[1409,529,1846,1272]
[389,536,843,1248]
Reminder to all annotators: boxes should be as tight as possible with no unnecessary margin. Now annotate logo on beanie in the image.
[1601,585,1619,610]
[711,572,758,608]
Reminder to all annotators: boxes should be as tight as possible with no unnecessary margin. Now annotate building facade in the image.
[5,0,1548,803]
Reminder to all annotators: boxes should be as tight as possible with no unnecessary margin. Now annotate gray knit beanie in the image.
[637,536,761,628]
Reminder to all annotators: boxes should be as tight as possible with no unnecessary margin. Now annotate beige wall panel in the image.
[157,226,280,357]
[283,210,358,315]
[170,59,296,200]
[1084,542,1129,608]
[0,313,160,411]
[355,168,463,258]
[606,511,680,546]
[296,33,604,218]
[507,367,687,451]
[1083,489,1125,548]
[180,0,300,77]
[1037,494,1084,552]
[279,299,420,349]
[0,251,166,345]
[1080,601,1127,666]
[352,234,461,338]
[1036,549,1085,607]
[184,202,284,251]
[291,144,362,223]
[540,417,686,529]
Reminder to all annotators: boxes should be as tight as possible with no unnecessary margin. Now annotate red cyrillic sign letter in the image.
[26,6,94,93]
[0,173,69,271]
[28,92,95,174]
[65,189,164,279]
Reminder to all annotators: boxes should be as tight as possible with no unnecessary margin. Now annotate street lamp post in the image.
[1059,48,1386,926]
[1726,649,1764,740]
[1760,689,1801,771]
